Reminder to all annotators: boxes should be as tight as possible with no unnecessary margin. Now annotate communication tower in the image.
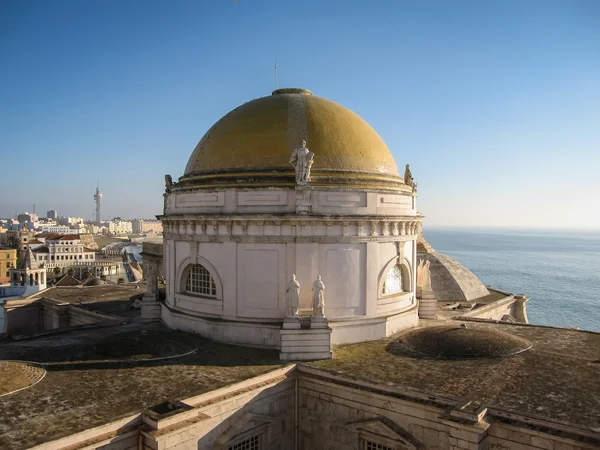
[94,181,103,225]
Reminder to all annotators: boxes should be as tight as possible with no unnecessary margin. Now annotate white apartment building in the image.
[31,233,121,278]
[108,219,132,235]
[58,216,85,226]
[33,234,96,266]
[38,224,81,234]
[132,219,163,234]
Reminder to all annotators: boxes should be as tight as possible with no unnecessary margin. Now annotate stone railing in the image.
[43,261,121,269]
[161,216,423,239]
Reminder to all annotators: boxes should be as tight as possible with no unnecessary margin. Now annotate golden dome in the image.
[178,88,405,191]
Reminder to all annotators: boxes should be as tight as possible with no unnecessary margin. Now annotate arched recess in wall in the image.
[378,256,412,298]
[176,256,223,301]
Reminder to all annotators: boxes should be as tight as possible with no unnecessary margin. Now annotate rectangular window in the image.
[365,441,394,450]
[229,435,260,450]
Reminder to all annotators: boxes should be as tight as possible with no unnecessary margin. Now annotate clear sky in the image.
[1,0,599,229]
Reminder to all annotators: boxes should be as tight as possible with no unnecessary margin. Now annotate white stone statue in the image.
[289,140,314,185]
[285,274,300,317]
[422,260,432,292]
[312,275,326,317]
[416,259,424,291]
[144,259,157,297]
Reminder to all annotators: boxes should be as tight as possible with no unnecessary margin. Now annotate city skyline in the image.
[1,1,599,229]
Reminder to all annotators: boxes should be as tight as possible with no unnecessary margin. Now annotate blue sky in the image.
[1,0,599,228]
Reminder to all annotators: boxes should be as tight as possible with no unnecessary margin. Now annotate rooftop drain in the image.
[146,400,193,419]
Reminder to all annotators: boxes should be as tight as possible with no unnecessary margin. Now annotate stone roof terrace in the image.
[0,324,283,449]
[308,321,600,433]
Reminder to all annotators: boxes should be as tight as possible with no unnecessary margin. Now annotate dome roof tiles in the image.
[178,89,405,190]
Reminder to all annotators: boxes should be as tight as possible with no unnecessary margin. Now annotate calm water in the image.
[123,244,143,262]
[424,228,600,332]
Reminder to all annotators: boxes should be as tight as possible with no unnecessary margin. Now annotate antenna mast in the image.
[94,178,103,226]
[274,57,278,90]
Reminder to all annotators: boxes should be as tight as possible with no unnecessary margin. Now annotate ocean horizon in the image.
[423,227,600,333]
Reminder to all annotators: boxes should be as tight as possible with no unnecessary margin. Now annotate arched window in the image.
[185,264,217,297]
[382,264,404,295]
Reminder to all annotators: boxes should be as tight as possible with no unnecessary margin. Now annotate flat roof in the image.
[0,324,282,449]
[307,321,600,430]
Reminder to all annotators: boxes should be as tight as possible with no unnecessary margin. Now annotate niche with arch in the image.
[377,258,413,312]
[175,256,224,316]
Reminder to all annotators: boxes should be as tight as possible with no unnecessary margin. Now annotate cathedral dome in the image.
[177,88,406,191]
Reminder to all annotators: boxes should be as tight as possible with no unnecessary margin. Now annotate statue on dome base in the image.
[404,164,418,191]
[289,140,314,185]
[312,275,326,317]
[165,174,174,193]
[285,274,300,318]
[163,174,175,214]
[416,259,432,298]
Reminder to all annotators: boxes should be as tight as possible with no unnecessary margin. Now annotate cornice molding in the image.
[161,216,423,240]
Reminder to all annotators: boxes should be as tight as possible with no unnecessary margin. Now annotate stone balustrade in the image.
[161,216,423,240]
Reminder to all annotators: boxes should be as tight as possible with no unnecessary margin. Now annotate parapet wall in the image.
[30,365,600,450]
[2,297,125,337]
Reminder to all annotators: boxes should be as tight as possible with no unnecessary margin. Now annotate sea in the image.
[424,228,600,333]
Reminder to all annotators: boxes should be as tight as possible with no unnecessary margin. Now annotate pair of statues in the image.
[289,140,314,185]
[285,274,325,318]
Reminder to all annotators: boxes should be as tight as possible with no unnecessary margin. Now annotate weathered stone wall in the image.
[141,376,295,450]
[3,297,123,337]
[484,422,599,450]
[459,297,514,321]
[38,299,70,330]
[97,433,137,450]
[2,299,40,335]
[197,379,294,449]
[68,306,110,326]
[41,304,55,330]
[27,366,599,450]
[296,371,595,450]
[297,375,478,450]
[457,294,529,323]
